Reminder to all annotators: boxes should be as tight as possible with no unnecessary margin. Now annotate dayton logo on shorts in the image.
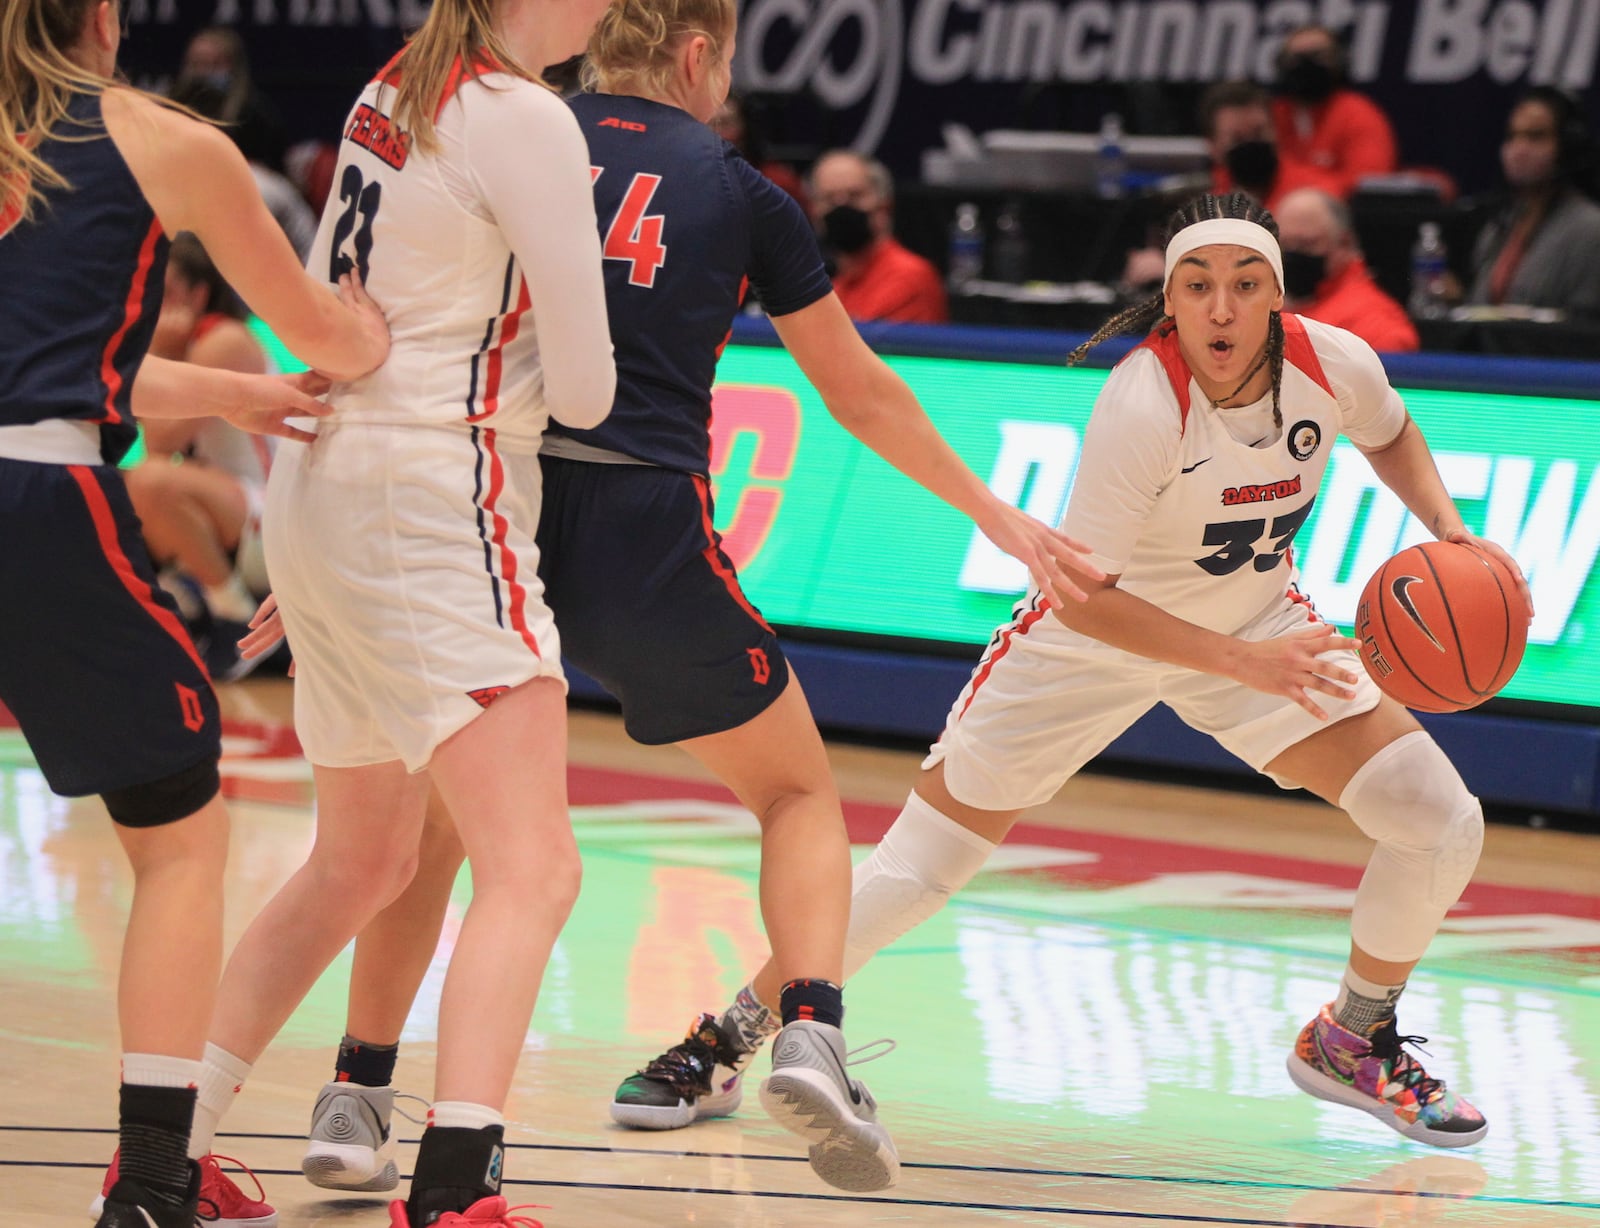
[1390,575,1448,652]
[1221,475,1302,506]
[747,647,772,685]
[175,683,206,733]
[1287,419,1322,462]
[467,685,512,708]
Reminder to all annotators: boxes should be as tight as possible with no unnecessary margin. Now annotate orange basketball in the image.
[1353,541,1529,713]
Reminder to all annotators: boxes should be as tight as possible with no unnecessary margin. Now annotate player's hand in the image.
[338,269,390,377]
[238,593,292,674]
[1226,624,1364,721]
[977,502,1107,604]
[1444,529,1534,621]
[220,370,332,443]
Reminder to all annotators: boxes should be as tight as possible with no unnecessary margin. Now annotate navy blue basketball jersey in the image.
[553,93,831,475]
[0,93,168,464]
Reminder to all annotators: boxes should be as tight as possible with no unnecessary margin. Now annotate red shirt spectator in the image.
[1202,80,1325,214]
[1276,187,1418,352]
[809,149,948,324]
[831,236,948,324]
[1271,25,1398,199]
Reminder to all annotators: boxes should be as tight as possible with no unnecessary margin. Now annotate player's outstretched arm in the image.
[771,292,1103,603]
[1358,415,1533,615]
[132,359,331,443]
[99,88,389,383]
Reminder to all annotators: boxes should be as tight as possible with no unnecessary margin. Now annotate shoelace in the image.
[393,1090,432,1127]
[1370,1030,1445,1103]
[439,1200,550,1227]
[201,1154,269,1205]
[843,1037,897,1067]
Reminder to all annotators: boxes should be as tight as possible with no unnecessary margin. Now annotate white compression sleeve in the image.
[843,790,998,980]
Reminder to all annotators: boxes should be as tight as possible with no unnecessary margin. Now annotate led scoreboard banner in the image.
[242,319,1600,714]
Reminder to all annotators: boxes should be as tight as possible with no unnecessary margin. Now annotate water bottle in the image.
[1096,113,1126,200]
[1408,221,1449,320]
[992,198,1030,284]
[948,202,985,289]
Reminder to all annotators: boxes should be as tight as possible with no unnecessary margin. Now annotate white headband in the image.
[1164,218,1284,294]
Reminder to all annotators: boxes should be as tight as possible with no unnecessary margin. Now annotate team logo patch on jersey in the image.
[1221,474,1303,506]
[1287,419,1322,462]
[468,685,512,708]
[599,116,648,132]
[344,102,410,170]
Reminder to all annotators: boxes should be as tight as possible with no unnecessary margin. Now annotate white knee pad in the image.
[842,791,996,980]
[1341,731,1483,963]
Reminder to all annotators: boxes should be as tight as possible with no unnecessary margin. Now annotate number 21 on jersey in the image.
[591,166,667,288]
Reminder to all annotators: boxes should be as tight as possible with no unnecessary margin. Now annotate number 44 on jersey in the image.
[591,166,667,289]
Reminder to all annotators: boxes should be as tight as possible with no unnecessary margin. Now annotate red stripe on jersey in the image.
[469,277,531,424]
[1281,313,1333,397]
[479,428,542,657]
[98,220,162,426]
[714,278,750,361]
[957,596,1053,720]
[691,475,772,632]
[1124,321,1193,433]
[68,466,209,678]
[433,52,508,121]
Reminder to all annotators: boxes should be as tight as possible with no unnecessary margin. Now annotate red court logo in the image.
[468,685,511,708]
[747,647,771,685]
[176,683,206,733]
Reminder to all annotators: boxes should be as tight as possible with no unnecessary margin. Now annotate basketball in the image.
[1354,541,1529,713]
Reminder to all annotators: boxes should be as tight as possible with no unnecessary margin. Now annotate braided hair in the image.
[1070,192,1287,429]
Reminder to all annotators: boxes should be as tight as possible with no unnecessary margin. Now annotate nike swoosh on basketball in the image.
[1391,575,1447,652]
[1180,457,1212,474]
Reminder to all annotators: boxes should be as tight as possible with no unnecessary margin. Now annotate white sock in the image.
[842,790,997,980]
[122,1053,202,1089]
[429,1101,505,1132]
[203,572,257,623]
[187,1043,252,1160]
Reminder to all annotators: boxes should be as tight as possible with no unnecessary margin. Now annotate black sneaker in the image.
[95,1161,203,1227]
[610,1013,756,1130]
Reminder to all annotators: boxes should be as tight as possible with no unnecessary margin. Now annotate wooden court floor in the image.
[3,678,1598,1227]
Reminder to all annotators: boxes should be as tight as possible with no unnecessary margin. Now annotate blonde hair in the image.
[583,0,735,97]
[389,0,545,155]
[0,0,114,223]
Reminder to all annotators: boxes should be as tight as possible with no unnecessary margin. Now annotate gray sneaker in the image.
[758,1021,899,1192]
[301,1081,399,1192]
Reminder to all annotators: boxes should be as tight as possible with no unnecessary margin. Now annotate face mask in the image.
[821,204,874,255]
[1278,55,1338,103]
[1281,249,1327,299]
[1225,139,1280,191]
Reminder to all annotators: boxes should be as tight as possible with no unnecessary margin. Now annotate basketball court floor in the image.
[3,679,1598,1227]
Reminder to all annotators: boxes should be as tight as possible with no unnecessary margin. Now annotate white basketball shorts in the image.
[927,587,1382,812]
[264,421,563,771]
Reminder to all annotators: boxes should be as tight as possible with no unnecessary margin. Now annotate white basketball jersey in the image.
[1063,314,1407,636]
[307,62,551,441]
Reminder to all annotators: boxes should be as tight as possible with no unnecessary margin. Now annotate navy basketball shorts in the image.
[537,455,789,745]
[0,459,222,798]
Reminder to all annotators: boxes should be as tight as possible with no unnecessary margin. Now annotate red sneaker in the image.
[91,1151,276,1228]
[387,1196,546,1227]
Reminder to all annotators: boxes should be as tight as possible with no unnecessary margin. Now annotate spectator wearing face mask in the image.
[1272,25,1398,199]
[807,149,948,324]
[1275,188,1418,351]
[1204,80,1324,212]
[1468,87,1600,315]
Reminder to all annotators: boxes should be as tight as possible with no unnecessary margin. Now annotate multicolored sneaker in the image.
[387,1195,545,1227]
[610,1013,757,1130]
[759,1020,899,1192]
[92,1152,276,1227]
[302,1080,401,1191]
[1286,1005,1488,1148]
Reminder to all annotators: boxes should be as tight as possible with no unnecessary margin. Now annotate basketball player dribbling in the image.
[237,0,1103,1202]
[649,192,1533,1151]
[154,0,620,1225]
[0,2,389,1226]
